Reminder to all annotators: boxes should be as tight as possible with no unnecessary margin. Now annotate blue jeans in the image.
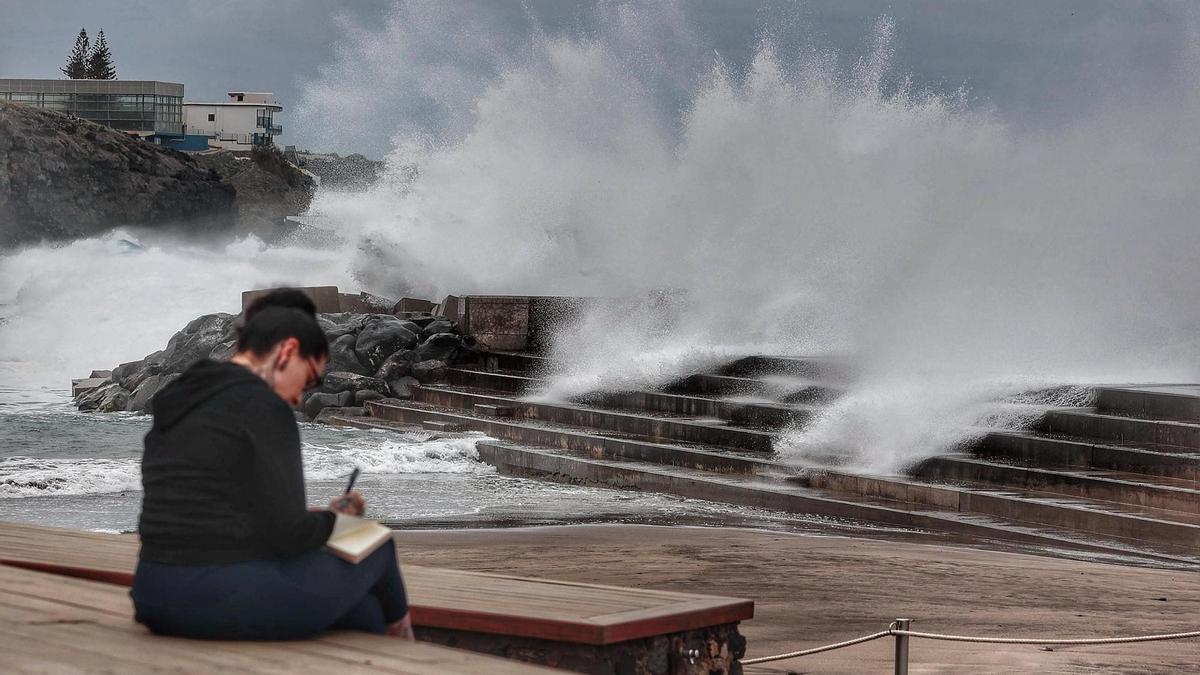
[131,544,409,640]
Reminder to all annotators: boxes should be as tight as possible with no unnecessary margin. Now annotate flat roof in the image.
[185,101,282,109]
[0,78,183,96]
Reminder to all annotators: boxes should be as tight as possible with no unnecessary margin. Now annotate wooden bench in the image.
[0,563,558,674]
[0,522,753,674]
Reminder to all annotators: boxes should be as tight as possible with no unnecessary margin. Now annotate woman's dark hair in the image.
[236,289,329,359]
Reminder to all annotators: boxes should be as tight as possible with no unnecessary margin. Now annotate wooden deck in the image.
[0,563,558,674]
[0,521,753,646]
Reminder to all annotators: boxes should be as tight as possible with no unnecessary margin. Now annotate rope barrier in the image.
[740,630,892,664]
[741,623,1200,666]
[891,628,1200,646]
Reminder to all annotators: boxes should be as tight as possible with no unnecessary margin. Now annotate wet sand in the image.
[394,525,1200,674]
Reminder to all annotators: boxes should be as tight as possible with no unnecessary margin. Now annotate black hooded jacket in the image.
[138,359,335,564]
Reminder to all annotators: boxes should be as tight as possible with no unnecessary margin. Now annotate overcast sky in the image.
[1,1,1196,156]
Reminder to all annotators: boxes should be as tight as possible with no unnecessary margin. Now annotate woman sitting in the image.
[131,289,412,640]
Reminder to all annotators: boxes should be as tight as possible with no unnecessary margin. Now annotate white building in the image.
[183,91,282,152]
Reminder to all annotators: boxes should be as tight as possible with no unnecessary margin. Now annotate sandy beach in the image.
[394,525,1199,674]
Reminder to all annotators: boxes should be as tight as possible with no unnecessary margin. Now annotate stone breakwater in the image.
[73,308,475,422]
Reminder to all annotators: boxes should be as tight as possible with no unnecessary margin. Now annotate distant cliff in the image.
[0,101,316,247]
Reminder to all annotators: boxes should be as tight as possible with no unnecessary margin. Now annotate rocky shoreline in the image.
[0,101,316,247]
[73,299,476,422]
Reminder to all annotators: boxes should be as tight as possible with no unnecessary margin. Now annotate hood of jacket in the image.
[151,359,265,431]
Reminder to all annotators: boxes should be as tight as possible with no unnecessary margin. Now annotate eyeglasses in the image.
[305,359,324,390]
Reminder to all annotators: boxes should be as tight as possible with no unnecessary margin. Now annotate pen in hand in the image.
[335,467,361,514]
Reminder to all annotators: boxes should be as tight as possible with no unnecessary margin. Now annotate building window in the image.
[236,95,244,102]
[207,113,215,122]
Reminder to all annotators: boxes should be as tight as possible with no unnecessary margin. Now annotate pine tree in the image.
[60,28,90,79]
[86,30,116,80]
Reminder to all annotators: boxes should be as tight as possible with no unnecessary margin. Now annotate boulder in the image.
[375,351,414,382]
[111,360,145,391]
[157,313,235,374]
[89,369,112,379]
[313,406,367,425]
[304,390,353,421]
[128,372,180,414]
[354,390,384,405]
[327,334,369,375]
[72,377,108,398]
[411,360,448,384]
[129,374,164,413]
[420,320,455,339]
[387,375,420,399]
[354,318,418,370]
[77,383,131,413]
[398,321,423,336]
[323,371,389,396]
[125,361,164,393]
[210,339,237,362]
[416,333,463,364]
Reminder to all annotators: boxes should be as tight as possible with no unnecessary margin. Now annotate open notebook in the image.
[326,513,393,564]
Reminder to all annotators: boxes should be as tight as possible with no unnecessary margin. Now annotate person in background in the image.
[131,288,412,640]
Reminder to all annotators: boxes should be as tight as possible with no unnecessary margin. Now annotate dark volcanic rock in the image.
[129,374,165,413]
[194,146,316,240]
[354,390,384,405]
[327,334,369,375]
[294,151,389,189]
[77,383,131,412]
[0,101,236,247]
[387,375,420,399]
[323,372,388,396]
[304,390,353,420]
[313,406,367,425]
[158,313,236,374]
[354,318,418,370]
[375,351,414,382]
[415,333,463,364]
[412,360,448,384]
[420,320,455,339]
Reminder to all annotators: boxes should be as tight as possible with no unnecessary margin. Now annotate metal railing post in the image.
[894,618,912,675]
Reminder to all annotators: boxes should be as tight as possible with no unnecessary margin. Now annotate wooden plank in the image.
[0,522,754,645]
[0,565,560,674]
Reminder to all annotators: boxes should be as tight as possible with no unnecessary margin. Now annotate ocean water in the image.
[0,383,841,533]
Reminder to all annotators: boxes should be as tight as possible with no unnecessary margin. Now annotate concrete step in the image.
[791,469,1200,552]
[912,454,1200,514]
[573,391,815,429]
[447,368,815,429]
[716,355,854,382]
[364,400,776,474]
[478,351,554,375]
[474,441,1200,567]
[411,386,777,452]
[665,373,841,404]
[1096,385,1200,422]
[1039,408,1200,451]
[350,403,1200,562]
[447,368,539,394]
[976,431,1200,481]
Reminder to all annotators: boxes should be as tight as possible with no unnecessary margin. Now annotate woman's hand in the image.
[329,490,365,516]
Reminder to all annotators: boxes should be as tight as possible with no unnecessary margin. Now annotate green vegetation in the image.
[60,27,116,80]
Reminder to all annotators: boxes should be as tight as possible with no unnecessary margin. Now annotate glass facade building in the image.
[0,79,184,137]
